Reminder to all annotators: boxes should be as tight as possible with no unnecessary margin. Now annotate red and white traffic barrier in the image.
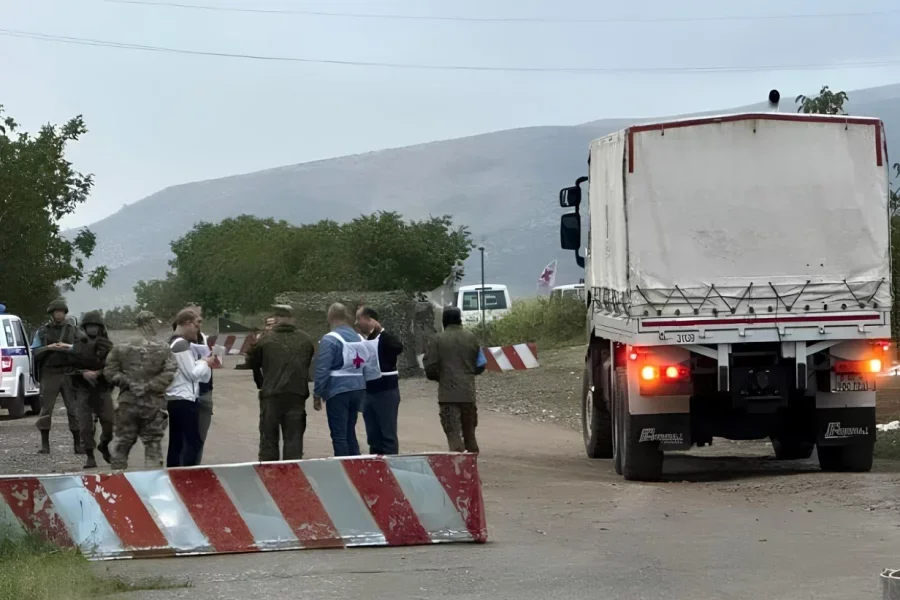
[206,334,256,356]
[0,453,487,560]
[483,343,539,372]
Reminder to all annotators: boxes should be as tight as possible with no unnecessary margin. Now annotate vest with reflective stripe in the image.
[325,331,380,381]
[372,331,399,377]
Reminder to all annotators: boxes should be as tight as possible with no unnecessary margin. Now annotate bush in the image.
[480,296,585,348]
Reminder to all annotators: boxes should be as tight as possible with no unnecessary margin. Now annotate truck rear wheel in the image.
[615,368,663,481]
[817,442,874,472]
[771,437,814,460]
[582,351,613,459]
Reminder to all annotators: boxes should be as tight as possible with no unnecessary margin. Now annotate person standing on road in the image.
[313,303,376,457]
[166,308,214,468]
[104,311,177,470]
[32,299,82,455]
[245,305,315,461]
[179,305,215,465]
[356,306,404,455]
[423,307,486,453]
[67,310,115,469]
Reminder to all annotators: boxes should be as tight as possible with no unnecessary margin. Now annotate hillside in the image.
[66,85,900,311]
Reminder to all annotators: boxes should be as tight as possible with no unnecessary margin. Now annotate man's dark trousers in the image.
[362,387,400,455]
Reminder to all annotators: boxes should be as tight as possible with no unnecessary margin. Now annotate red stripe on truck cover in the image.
[642,313,882,329]
[627,113,884,173]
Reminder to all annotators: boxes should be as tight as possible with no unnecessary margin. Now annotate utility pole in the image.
[479,246,486,345]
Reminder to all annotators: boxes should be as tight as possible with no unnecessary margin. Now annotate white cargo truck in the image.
[558,105,891,481]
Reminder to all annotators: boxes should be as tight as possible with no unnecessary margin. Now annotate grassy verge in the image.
[0,535,189,600]
[479,295,586,349]
[875,430,900,461]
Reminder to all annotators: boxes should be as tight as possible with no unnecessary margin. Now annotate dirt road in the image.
[2,355,900,599]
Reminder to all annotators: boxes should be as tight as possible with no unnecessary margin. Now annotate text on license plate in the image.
[833,374,869,392]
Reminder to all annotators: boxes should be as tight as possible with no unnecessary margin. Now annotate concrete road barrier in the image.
[883,569,900,599]
[0,453,487,560]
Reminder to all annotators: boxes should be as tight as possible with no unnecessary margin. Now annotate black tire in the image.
[8,379,26,419]
[582,348,613,459]
[817,442,874,473]
[771,437,814,460]
[616,368,663,481]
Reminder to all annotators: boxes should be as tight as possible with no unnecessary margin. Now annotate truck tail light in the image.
[0,356,11,373]
[641,365,689,381]
[641,366,657,381]
[834,359,882,374]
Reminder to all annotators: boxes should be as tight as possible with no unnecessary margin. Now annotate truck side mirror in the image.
[559,185,582,208]
[560,212,581,250]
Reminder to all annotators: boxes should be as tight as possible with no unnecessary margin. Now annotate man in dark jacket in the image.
[244,305,315,461]
[68,310,115,469]
[423,307,486,453]
[32,299,82,454]
[356,306,404,454]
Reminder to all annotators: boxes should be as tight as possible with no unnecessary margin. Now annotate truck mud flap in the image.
[815,407,875,447]
[630,414,691,451]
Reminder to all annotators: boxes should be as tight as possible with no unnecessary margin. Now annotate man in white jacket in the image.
[166,308,214,467]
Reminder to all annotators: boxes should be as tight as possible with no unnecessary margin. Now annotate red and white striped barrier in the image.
[206,334,256,356]
[0,453,487,560]
[483,343,539,372]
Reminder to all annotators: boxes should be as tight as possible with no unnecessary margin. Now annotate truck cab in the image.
[558,104,890,481]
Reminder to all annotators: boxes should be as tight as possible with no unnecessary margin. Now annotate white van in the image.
[0,314,41,418]
[551,283,586,300]
[455,284,512,325]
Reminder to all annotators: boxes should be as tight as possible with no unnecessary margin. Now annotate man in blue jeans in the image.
[313,303,377,456]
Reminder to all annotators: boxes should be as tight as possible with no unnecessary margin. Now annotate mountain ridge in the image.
[65,84,900,311]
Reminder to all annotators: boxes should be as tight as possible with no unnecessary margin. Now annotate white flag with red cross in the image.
[537,260,557,289]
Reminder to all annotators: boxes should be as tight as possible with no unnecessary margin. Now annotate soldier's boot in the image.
[73,431,85,455]
[97,440,111,464]
[83,450,97,469]
[38,430,50,454]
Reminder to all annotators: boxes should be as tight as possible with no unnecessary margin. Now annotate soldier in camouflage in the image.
[32,299,83,454]
[423,307,486,453]
[103,311,176,470]
[68,310,115,469]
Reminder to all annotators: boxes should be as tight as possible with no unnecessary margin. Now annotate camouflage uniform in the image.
[244,314,315,462]
[34,300,81,450]
[68,310,115,467]
[104,312,176,470]
[423,323,483,453]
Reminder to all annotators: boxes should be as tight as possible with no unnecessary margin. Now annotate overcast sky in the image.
[5,0,900,229]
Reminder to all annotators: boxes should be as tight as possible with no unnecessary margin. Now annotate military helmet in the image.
[46,299,69,314]
[136,310,157,326]
[81,310,105,327]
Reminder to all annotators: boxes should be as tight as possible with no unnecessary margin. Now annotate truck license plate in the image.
[832,374,870,392]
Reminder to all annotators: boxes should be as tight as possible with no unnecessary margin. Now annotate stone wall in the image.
[274,291,437,376]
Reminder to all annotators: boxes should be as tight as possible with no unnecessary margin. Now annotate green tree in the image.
[154,212,473,314]
[133,277,190,321]
[795,86,849,115]
[339,212,473,292]
[0,106,107,322]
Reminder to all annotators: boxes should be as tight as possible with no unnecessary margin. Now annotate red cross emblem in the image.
[352,352,365,368]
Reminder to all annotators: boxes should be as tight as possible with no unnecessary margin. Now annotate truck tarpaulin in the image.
[588,114,890,317]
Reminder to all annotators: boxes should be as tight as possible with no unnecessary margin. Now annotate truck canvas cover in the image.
[587,113,891,319]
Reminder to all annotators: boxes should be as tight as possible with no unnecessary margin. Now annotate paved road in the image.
[1,357,894,599]
[70,362,897,600]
